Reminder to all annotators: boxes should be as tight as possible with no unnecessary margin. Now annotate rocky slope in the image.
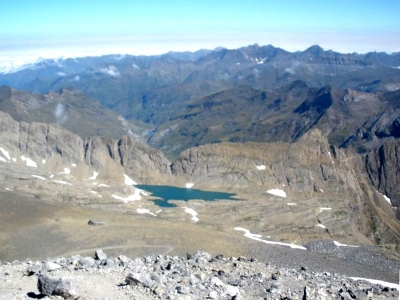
[172,129,400,247]
[0,85,144,140]
[0,250,398,299]
[147,82,399,159]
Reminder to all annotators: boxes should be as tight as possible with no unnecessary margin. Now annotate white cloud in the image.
[70,75,80,82]
[99,65,120,77]
[54,103,67,124]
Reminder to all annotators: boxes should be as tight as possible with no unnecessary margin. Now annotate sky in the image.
[0,0,399,71]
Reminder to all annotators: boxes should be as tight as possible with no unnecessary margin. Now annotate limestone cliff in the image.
[364,140,400,208]
[0,111,171,184]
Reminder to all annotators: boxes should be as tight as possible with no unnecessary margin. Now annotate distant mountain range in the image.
[0,44,399,152]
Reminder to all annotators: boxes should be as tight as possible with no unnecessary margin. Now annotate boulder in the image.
[37,273,79,299]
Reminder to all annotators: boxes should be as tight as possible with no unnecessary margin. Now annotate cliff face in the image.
[0,111,171,184]
[364,140,400,208]
[172,129,359,196]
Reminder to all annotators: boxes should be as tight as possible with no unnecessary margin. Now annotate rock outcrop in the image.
[364,140,400,208]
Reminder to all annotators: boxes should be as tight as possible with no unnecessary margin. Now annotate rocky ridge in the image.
[0,110,170,187]
[0,250,398,299]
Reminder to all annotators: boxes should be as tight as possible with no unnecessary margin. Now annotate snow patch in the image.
[383,195,392,204]
[71,163,76,167]
[184,207,199,222]
[42,159,46,164]
[234,227,306,250]
[124,174,137,185]
[32,175,47,180]
[256,165,266,170]
[89,171,98,180]
[316,224,326,229]
[12,158,16,162]
[5,188,13,191]
[0,156,6,162]
[98,184,110,187]
[53,180,72,186]
[327,151,334,164]
[350,277,399,291]
[0,147,10,160]
[61,167,71,175]
[374,188,393,206]
[267,189,286,198]
[20,156,37,168]
[333,241,359,248]
[319,207,332,212]
[287,203,297,206]
[186,183,194,188]
[255,58,266,64]
[112,188,143,203]
[136,208,156,216]
[90,191,102,197]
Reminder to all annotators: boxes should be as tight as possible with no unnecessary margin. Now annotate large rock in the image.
[37,273,79,299]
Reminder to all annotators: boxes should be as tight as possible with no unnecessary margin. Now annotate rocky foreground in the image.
[0,250,398,300]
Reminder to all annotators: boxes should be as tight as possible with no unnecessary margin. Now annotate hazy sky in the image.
[1,0,399,68]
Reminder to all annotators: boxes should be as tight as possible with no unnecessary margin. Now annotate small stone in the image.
[94,249,107,261]
[176,285,190,294]
[26,265,41,276]
[118,255,131,267]
[88,220,104,226]
[153,284,165,296]
[209,290,219,299]
[45,261,62,272]
[224,285,239,297]
[271,273,280,280]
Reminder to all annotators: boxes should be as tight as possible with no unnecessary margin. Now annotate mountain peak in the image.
[304,45,325,55]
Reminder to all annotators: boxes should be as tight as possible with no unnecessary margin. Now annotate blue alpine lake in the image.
[135,185,239,208]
